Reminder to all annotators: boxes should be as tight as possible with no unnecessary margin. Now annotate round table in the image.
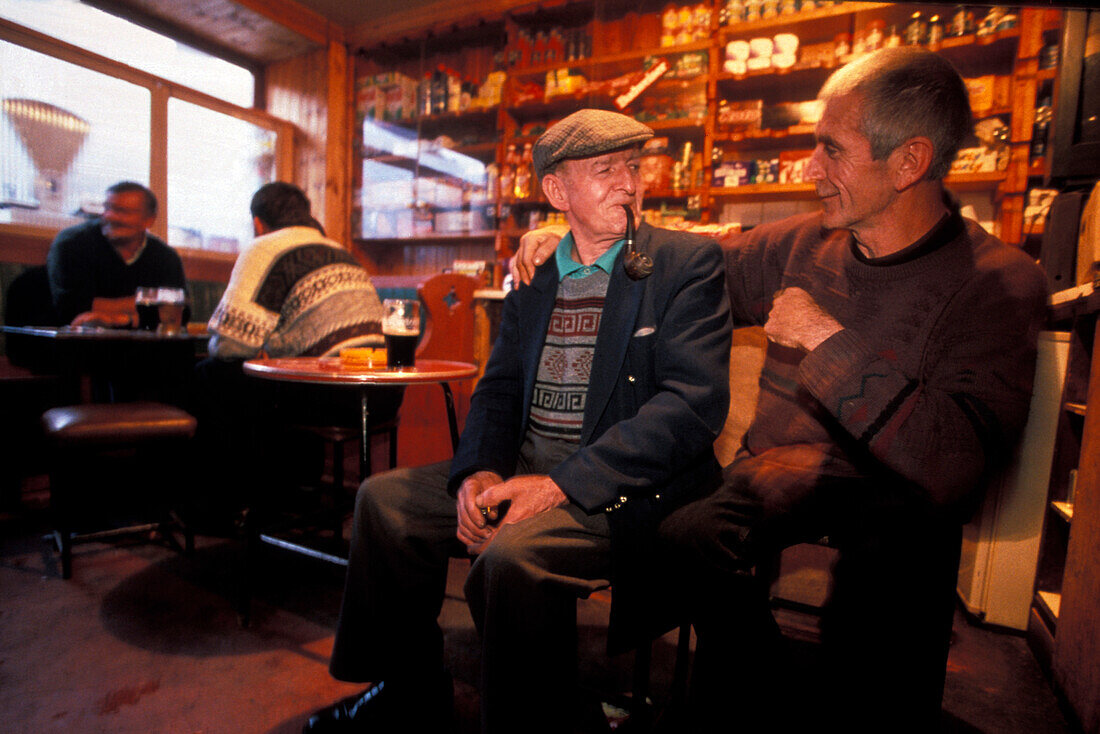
[242,357,479,478]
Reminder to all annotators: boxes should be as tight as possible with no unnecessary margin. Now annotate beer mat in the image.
[319,356,388,372]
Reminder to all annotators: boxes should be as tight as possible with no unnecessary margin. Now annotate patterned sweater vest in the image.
[523,270,609,470]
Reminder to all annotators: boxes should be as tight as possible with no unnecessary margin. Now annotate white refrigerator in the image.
[956,330,1070,631]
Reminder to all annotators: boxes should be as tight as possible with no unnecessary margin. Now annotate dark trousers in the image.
[658,461,961,732]
[329,460,614,734]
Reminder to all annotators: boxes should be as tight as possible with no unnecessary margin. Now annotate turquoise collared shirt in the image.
[554,232,625,281]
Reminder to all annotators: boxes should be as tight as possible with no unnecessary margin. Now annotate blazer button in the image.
[627,375,636,382]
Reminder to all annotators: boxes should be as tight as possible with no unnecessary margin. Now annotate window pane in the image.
[167,98,276,253]
[1,40,149,228]
[1,0,254,107]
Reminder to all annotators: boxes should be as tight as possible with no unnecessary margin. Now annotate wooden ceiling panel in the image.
[87,0,323,64]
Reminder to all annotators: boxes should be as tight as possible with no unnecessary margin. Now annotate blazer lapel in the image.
[581,227,649,444]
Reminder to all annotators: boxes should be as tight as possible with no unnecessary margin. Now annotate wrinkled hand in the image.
[456,470,504,553]
[463,474,569,554]
[764,287,843,352]
[510,224,569,286]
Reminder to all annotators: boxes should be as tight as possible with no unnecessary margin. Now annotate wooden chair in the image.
[396,272,479,466]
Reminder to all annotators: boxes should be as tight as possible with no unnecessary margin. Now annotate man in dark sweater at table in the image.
[513,47,1049,731]
[46,181,186,327]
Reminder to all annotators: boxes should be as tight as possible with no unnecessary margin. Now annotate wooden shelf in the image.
[356,232,497,245]
[718,2,893,37]
[710,182,817,200]
[646,188,701,199]
[356,2,1057,261]
[945,171,1008,191]
[507,39,713,80]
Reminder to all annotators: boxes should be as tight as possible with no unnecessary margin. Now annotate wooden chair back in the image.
[416,273,479,363]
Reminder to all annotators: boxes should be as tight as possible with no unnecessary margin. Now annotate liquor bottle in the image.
[905,12,927,45]
[532,31,547,67]
[500,144,517,203]
[420,72,433,117]
[547,28,564,65]
[514,142,534,200]
[431,66,448,115]
[446,67,461,113]
[485,161,500,204]
[1030,96,1052,161]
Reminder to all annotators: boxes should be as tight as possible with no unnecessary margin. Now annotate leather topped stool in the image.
[41,401,197,579]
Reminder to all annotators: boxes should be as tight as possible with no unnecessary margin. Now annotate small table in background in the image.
[242,356,479,480]
[1,324,208,404]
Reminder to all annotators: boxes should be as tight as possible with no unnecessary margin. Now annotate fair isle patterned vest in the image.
[528,270,608,445]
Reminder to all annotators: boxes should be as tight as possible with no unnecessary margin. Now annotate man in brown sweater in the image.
[514,47,1048,731]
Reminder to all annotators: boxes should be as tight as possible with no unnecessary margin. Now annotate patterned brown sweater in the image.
[720,207,1048,510]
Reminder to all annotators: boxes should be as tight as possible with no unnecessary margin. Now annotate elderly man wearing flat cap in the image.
[304,108,731,734]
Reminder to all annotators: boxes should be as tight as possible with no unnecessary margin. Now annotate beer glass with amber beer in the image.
[382,299,420,369]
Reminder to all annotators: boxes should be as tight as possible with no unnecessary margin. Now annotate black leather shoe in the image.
[303,673,454,733]
[303,682,390,732]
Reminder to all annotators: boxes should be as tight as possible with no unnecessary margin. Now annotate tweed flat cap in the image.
[533,109,654,180]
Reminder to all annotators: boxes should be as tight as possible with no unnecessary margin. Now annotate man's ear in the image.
[891,136,935,190]
[252,216,268,237]
[541,172,570,212]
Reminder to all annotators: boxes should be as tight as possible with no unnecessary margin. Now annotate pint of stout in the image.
[135,287,187,334]
[382,299,420,369]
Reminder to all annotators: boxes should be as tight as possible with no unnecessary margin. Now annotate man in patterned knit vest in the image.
[514,48,1049,732]
[190,182,400,520]
[304,110,732,733]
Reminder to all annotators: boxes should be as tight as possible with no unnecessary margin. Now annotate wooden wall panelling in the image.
[325,38,353,246]
[266,48,331,230]
[149,83,171,243]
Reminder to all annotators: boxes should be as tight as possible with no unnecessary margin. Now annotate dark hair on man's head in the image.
[819,46,972,180]
[250,182,316,230]
[106,181,157,216]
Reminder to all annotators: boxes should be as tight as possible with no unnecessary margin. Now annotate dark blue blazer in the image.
[450,221,732,650]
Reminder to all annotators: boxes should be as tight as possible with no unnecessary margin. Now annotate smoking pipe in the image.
[621,204,653,280]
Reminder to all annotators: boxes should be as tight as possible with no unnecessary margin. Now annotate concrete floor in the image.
[0,481,1078,734]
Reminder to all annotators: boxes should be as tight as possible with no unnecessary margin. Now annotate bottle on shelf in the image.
[420,72,433,117]
[905,12,927,46]
[431,66,448,115]
[446,67,462,114]
[548,28,565,65]
[500,144,518,203]
[885,24,902,48]
[486,160,500,200]
[928,14,945,48]
[514,143,534,201]
[532,31,547,67]
[1031,96,1053,162]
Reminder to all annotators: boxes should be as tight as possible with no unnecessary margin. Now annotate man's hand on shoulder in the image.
[510,224,569,286]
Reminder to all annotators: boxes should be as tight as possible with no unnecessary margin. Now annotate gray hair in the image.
[819,47,972,180]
